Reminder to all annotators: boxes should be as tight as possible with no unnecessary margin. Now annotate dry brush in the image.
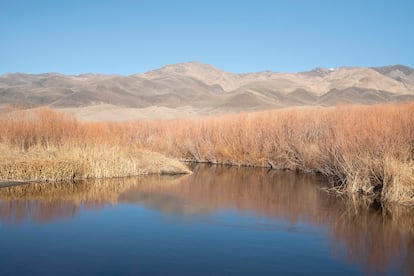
[0,108,191,181]
[0,103,413,203]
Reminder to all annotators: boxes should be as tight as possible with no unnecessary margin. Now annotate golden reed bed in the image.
[0,102,413,203]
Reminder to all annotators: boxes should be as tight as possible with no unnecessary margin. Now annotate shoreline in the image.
[1,157,413,207]
[0,148,192,183]
[0,180,31,188]
[179,159,395,203]
[1,104,413,204]
[0,158,414,207]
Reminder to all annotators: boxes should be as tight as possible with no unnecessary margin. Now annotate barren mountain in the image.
[1,62,413,120]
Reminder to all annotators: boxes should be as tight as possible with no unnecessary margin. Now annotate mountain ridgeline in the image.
[1,62,414,115]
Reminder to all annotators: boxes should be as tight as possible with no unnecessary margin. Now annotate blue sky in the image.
[0,0,413,75]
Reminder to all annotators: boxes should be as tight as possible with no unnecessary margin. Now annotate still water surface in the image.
[0,165,412,275]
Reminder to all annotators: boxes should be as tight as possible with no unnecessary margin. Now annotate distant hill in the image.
[1,62,413,120]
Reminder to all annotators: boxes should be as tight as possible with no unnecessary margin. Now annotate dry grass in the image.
[0,146,191,181]
[0,108,191,181]
[132,102,414,203]
[1,103,413,203]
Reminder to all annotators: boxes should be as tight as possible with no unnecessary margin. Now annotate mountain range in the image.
[1,62,413,120]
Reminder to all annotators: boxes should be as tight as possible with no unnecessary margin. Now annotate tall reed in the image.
[130,103,414,203]
[0,108,190,181]
[0,103,413,203]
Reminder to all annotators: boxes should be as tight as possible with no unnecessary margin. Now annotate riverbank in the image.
[0,145,191,182]
[130,102,414,204]
[0,104,413,204]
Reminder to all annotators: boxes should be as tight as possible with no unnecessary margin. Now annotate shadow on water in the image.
[0,164,413,274]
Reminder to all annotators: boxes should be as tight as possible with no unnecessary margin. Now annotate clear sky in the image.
[1,0,413,75]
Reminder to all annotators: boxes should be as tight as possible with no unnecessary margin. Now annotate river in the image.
[0,165,412,275]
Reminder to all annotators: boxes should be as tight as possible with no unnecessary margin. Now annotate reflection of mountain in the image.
[0,165,413,274]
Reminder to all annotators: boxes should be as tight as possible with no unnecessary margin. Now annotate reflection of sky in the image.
[0,203,362,276]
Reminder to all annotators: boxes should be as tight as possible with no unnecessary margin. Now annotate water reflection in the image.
[0,165,413,274]
[0,175,187,223]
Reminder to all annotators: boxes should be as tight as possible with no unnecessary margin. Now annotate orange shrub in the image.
[1,103,413,202]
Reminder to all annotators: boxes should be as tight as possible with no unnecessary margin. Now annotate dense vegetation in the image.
[0,103,413,203]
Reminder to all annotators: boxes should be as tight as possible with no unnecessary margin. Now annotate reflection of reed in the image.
[0,175,187,223]
[135,165,414,275]
[0,165,413,274]
[151,165,326,223]
[329,198,414,275]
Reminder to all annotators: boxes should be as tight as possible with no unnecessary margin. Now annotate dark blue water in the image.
[0,165,412,275]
